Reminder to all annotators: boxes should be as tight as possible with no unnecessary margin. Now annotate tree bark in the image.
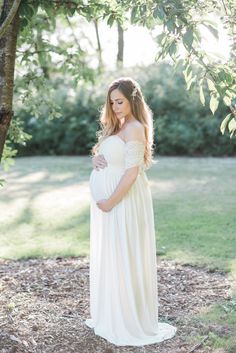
[94,18,103,71]
[0,0,20,161]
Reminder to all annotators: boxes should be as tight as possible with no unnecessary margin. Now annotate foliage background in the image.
[14,63,236,157]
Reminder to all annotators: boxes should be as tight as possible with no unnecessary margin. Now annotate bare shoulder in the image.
[124,120,145,142]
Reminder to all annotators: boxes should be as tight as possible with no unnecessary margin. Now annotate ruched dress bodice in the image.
[89,135,146,202]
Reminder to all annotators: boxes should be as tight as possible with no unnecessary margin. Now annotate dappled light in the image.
[1,156,235,275]
[0,0,235,350]
[0,156,91,259]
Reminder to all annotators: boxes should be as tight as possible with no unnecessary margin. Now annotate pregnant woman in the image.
[85,77,177,346]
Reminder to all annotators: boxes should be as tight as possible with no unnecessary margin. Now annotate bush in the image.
[15,63,236,156]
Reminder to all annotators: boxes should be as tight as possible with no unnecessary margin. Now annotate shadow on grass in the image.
[1,157,92,203]
[1,156,236,276]
[1,201,90,260]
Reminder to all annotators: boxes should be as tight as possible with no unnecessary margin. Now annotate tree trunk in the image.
[117,22,124,69]
[94,18,103,71]
[0,0,20,161]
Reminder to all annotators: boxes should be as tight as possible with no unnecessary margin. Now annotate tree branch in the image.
[221,0,228,15]
[65,15,82,50]
[0,0,21,39]
[17,49,52,55]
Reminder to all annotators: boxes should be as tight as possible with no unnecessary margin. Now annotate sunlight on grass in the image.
[33,182,90,221]
[0,204,90,259]
[1,156,235,268]
[162,248,203,265]
[0,156,91,259]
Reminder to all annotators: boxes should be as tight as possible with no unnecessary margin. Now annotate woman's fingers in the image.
[97,155,108,167]
[93,154,107,169]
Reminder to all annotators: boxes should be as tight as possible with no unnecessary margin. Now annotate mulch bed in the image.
[0,257,234,353]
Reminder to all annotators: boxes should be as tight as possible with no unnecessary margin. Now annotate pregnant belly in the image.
[89,167,123,202]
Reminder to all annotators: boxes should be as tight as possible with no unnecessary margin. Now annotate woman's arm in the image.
[98,167,138,211]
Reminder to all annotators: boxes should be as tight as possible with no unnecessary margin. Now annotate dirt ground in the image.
[0,257,234,353]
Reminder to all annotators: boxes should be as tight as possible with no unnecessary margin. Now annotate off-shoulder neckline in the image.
[110,135,145,145]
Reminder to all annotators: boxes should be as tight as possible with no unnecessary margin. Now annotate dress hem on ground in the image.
[85,318,177,347]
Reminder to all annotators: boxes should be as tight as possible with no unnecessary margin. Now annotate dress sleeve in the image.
[125,140,145,170]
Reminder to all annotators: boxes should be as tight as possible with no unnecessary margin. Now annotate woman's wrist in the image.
[107,197,116,209]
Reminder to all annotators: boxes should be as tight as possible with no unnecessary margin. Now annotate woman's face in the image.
[110,89,132,121]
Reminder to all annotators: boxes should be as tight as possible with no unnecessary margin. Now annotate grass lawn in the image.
[1,155,236,351]
[1,156,235,272]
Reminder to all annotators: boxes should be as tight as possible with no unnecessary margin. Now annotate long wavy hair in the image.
[92,77,155,168]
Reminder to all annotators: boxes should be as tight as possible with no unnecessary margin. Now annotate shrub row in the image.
[15,63,236,156]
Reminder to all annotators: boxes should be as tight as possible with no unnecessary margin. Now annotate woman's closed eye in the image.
[110,101,123,105]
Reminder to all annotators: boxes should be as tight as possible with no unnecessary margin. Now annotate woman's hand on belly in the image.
[96,198,114,212]
[92,154,107,171]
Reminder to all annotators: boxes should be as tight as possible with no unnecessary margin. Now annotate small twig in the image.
[48,292,69,296]
[187,335,209,353]
[195,285,230,290]
[160,297,171,303]
[60,314,78,319]
[0,322,7,328]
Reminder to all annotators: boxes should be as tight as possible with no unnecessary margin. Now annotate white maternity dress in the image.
[85,135,177,346]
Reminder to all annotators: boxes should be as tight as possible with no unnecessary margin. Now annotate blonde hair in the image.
[92,77,155,168]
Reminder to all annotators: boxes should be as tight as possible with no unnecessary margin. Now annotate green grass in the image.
[1,156,235,270]
[0,156,91,259]
[148,157,236,274]
[1,155,236,351]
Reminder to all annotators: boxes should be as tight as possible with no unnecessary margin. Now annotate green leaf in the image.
[202,24,219,40]
[153,6,165,21]
[156,32,165,45]
[155,50,163,61]
[169,41,177,57]
[20,17,29,30]
[183,64,192,78]
[186,76,196,91]
[220,113,232,134]
[43,3,54,18]
[131,6,138,23]
[209,94,219,115]
[165,19,175,32]
[207,79,217,92]
[223,95,232,106]
[140,5,147,17]
[199,85,205,106]
[67,7,77,17]
[0,179,5,188]
[183,29,194,49]
[107,14,115,27]
[183,65,192,85]
[173,58,184,71]
[228,117,236,135]
[194,28,201,44]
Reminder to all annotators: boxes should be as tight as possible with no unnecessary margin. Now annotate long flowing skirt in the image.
[86,170,177,346]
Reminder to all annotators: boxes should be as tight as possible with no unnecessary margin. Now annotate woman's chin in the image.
[116,115,125,121]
